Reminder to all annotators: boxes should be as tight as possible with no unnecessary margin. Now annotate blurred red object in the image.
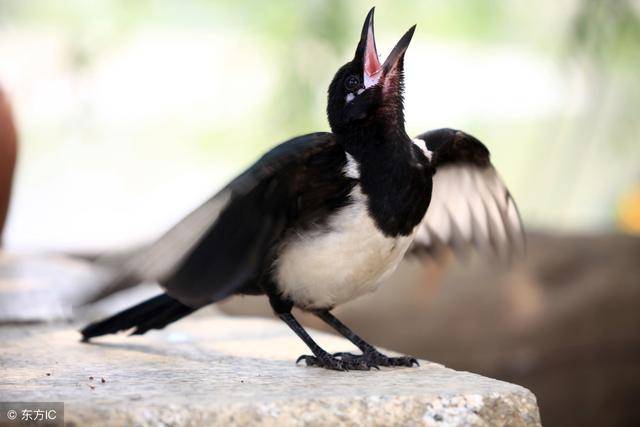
[0,85,17,245]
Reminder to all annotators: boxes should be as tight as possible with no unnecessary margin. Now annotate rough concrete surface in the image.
[1,316,541,426]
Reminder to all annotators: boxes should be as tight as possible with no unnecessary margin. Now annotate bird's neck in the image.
[338,120,411,161]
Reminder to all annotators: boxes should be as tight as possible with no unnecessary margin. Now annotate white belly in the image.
[274,186,415,309]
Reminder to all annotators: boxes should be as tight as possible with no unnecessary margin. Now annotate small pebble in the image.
[101,378,106,383]
[46,373,51,376]
[89,384,95,390]
[89,376,94,380]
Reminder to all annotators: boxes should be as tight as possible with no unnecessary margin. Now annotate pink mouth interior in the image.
[364,27,381,79]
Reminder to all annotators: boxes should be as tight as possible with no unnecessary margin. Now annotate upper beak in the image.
[359,8,381,88]
[356,8,416,89]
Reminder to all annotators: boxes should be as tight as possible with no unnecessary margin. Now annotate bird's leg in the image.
[277,313,369,371]
[315,310,419,369]
[266,288,368,371]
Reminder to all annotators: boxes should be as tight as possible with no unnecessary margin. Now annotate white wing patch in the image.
[414,165,524,260]
[412,138,433,161]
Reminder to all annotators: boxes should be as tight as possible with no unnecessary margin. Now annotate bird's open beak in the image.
[357,8,416,89]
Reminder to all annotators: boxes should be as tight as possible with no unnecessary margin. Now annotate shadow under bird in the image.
[81,8,524,371]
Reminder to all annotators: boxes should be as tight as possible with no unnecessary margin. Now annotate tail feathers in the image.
[80,293,196,341]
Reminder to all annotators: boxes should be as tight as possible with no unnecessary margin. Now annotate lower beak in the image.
[380,25,416,76]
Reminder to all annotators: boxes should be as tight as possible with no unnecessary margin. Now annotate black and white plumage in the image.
[411,128,525,261]
[81,8,524,371]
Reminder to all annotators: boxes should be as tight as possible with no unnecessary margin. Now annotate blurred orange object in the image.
[0,85,18,245]
[618,184,640,234]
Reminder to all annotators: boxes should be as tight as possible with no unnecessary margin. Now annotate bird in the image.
[81,8,524,371]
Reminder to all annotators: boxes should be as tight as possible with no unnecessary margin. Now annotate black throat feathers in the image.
[339,124,433,237]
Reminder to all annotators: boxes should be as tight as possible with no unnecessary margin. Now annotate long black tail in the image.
[80,293,196,341]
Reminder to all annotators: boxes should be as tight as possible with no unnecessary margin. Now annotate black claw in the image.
[296,353,373,371]
[295,354,344,371]
[331,351,419,369]
[297,351,418,370]
[385,355,419,367]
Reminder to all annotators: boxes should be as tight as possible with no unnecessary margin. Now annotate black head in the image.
[327,8,416,135]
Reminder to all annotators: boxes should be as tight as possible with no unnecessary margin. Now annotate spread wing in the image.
[103,132,338,307]
[411,128,525,261]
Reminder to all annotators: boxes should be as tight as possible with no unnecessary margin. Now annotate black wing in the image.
[111,132,340,307]
[411,128,525,261]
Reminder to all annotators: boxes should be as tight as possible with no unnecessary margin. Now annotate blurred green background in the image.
[0,0,639,251]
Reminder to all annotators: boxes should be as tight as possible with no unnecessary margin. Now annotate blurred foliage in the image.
[563,0,640,159]
[570,0,640,69]
[0,0,639,247]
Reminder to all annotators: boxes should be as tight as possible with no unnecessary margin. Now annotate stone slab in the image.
[0,316,541,426]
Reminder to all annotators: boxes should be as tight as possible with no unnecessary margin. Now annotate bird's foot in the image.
[332,351,419,369]
[296,353,370,371]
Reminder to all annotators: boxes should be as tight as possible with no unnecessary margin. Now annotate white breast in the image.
[274,183,415,310]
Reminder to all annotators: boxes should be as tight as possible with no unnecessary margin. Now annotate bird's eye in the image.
[344,75,361,91]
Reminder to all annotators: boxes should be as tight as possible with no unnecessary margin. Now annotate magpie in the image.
[81,8,524,371]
